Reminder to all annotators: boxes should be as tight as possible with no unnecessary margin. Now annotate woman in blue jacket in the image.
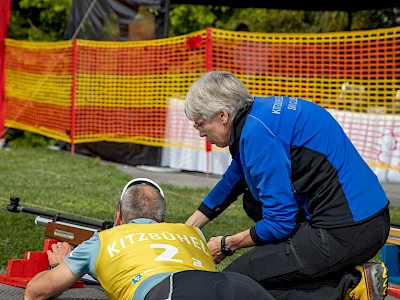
[184,71,390,300]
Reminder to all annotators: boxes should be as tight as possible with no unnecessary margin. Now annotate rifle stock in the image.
[35,216,99,246]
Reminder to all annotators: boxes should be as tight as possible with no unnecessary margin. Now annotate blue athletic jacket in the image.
[198,96,389,244]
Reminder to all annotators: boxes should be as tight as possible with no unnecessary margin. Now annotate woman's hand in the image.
[207,236,226,263]
[208,230,255,263]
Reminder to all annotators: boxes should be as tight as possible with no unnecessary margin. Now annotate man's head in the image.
[115,178,166,225]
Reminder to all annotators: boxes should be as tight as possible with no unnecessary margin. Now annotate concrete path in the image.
[382,183,400,207]
[107,161,400,207]
[107,163,221,189]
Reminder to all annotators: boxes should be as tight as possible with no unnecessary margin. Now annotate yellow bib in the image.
[96,223,216,300]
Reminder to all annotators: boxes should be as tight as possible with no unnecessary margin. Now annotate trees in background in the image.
[6,1,400,41]
[7,0,71,41]
[169,6,400,36]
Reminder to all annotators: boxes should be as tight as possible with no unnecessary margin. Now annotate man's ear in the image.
[114,210,122,226]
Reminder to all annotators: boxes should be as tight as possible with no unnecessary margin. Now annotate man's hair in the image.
[184,70,253,121]
[120,184,166,223]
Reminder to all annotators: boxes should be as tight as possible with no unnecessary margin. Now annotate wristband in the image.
[48,263,59,270]
[221,235,235,256]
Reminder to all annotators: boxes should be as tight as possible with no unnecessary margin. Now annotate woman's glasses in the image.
[193,119,206,131]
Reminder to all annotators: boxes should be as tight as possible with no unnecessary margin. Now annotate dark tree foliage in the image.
[351,8,400,30]
[7,0,71,41]
[6,1,400,40]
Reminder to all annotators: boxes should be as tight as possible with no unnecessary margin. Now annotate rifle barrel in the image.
[7,196,111,229]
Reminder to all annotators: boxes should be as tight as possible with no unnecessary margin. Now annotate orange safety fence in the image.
[3,27,400,173]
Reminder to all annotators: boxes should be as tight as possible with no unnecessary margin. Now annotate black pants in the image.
[145,270,275,300]
[224,206,390,300]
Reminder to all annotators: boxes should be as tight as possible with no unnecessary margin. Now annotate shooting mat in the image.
[0,283,107,299]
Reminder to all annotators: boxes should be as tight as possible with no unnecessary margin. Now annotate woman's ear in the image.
[220,109,229,124]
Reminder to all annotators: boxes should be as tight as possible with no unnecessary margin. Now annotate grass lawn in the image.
[0,147,253,271]
[1,147,399,273]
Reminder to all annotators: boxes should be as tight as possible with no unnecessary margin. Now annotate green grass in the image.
[0,147,398,272]
[0,147,253,271]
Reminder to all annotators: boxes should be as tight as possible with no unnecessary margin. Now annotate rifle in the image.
[7,196,114,246]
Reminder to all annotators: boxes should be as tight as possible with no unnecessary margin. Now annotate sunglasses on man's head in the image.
[118,178,164,219]
[120,178,164,199]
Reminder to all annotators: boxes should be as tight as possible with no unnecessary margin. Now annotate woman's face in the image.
[193,110,231,148]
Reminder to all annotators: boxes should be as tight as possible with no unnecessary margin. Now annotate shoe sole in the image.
[363,262,388,299]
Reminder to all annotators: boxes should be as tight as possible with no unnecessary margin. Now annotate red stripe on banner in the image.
[0,0,11,138]
[77,45,170,75]
[5,46,72,75]
[73,106,166,137]
[6,96,167,138]
[5,97,71,133]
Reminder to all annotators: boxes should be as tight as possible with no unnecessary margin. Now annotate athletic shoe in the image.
[348,262,388,300]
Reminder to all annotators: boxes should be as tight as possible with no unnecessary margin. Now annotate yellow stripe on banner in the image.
[5,38,72,50]
[75,73,400,110]
[6,70,72,107]
[5,120,71,142]
[212,27,400,43]
[77,30,207,48]
[367,161,400,172]
[75,74,195,108]
[7,69,398,112]
[72,134,165,146]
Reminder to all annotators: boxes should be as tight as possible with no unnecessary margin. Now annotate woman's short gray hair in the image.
[185,71,253,121]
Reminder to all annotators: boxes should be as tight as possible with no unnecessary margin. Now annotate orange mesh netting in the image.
[4,27,400,172]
